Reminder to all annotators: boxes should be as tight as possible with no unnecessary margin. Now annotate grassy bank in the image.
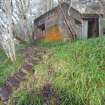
[36,37,105,105]
[0,43,29,85]
[5,37,105,105]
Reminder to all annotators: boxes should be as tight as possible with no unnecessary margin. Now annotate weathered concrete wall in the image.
[44,10,64,41]
[45,25,64,41]
[81,20,88,39]
[34,3,82,41]
[62,3,82,38]
[99,16,104,36]
[34,8,65,41]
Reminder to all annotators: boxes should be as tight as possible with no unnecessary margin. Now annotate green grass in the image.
[0,43,29,85]
[52,37,105,105]
[6,37,105,105]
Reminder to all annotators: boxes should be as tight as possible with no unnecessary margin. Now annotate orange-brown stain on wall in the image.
[44,25,64,41]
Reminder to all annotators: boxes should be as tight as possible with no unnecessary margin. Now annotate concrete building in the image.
[34,3,81,41]
[34,2,103,41]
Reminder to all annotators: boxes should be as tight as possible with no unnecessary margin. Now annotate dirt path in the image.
[0,46,48,103]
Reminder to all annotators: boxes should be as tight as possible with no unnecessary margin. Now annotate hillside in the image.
[6,37,105,105]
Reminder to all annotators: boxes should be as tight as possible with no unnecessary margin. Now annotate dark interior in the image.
[37,23,45,31]
[88,18,99,38]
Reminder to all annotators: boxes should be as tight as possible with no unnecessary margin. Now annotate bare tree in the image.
[0,0,16,62]
[11,0,34,42]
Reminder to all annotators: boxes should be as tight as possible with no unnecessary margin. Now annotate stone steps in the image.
[14,71,26,81]
[0,85,12,102]
[0,46,47,103]
[6,77,20,89]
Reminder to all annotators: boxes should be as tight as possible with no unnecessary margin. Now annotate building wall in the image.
[45,10,64,41]
[34,3,82,41]
[45,25,64,41]
[57,3,82,39]
[34,9,64,41]
[99,16,104,36]
[81,20,88,39]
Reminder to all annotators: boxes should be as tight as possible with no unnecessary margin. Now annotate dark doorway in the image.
[37,23,45,31]
[88,18,99,38]
[36,23,46,39]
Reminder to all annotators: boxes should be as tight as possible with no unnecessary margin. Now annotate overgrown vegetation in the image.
[0,43,29,85]
[7,37,105,105]
[37,37,105,105]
